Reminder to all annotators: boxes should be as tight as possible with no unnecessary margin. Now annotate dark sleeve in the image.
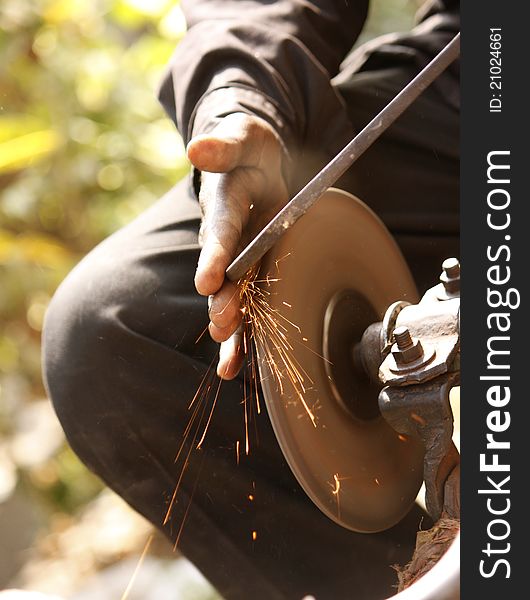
[158,0,369,159]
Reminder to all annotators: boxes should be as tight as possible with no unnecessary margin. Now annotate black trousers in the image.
[42,63,458,600]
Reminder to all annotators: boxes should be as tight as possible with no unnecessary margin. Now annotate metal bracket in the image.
[374,259,461,521]
[379,296,459,387]
[378,371,460,520]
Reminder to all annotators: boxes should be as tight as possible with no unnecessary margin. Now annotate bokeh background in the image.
[1,1,419,598]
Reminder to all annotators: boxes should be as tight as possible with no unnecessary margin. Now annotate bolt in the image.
[442,257,460,278]
[391,326,424,364]
[393,326,413,350]
[440,257,460,294]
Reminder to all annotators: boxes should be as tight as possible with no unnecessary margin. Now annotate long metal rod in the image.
[226,33,460,282]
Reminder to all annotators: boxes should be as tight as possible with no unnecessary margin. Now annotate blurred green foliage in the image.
[1,0,189,510]
[0,0,189,394]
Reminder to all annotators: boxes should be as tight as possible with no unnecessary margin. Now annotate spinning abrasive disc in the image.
[256,188,424,532]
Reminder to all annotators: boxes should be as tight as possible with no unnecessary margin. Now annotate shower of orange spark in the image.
[163,383,211,526]
[239,271,317,427]
[126,261,320,596]
[164,263,318,548]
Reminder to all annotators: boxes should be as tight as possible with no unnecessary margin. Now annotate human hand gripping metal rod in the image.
[226,33,460,282]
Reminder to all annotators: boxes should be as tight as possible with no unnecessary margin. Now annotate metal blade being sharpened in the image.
[226,33,460,282]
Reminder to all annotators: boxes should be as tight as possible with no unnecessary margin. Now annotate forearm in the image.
[158,0,368,159]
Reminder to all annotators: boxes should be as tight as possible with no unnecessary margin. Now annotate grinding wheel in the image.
[256,188,424,533]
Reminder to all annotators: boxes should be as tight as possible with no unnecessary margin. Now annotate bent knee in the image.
[42,239,206,422]
[42,251,122,421]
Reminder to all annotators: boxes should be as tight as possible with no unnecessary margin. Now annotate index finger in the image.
[195,169,264,296]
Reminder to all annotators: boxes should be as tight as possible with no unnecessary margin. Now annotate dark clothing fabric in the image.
[158,0,459,181]
[43,1,460,598]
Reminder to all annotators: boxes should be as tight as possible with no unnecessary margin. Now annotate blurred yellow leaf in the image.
[134,119,188,171]
[32,25,59,58]
[0,231,15,262]
[42,0,91,24]
[115,0,173,20]
[0,115,49,143]
[0,130,63,174]
[0,337,19,373]
[124,34,175,72]
[0,231,73,269]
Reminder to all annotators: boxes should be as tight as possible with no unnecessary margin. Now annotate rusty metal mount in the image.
[374,263,460,522]
[378,371,460,521]
[379,295,460,386]
[380,300,411,357]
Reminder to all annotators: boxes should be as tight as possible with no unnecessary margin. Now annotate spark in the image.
[274,252,291,270]
[329,473,342,520]
[173,450,207,551]
[197,360,234,454]
[189,353,218,409]
[196,371,225,449]
[163,262,318,550]
[374,478,380,486]
[213,286,241,316]
[120,533,154,600]
[194,325,209,344]
[163,390,210,526]
[410,412,427,426]
[296,389,317,427]
[331,473,341,496]
[252,530,257,541]
[238,270,317,426]
[398,434,408,442]
[244,385,250,455]
[242,371,249,454]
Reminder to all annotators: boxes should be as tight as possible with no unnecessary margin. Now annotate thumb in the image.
[187,113,280,173]
[187,133,243,173]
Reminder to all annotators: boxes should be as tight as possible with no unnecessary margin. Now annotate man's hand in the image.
[187,113,289,380]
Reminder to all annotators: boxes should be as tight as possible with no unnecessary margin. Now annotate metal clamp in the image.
[379,371,460,520]
[376,259,461,521]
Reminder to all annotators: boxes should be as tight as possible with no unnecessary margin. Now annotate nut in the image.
[391,326,424,365]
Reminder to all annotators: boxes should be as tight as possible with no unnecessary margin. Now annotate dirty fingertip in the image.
[218,338,244,380]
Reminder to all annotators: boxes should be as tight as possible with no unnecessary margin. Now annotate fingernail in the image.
[208,295,214,314]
